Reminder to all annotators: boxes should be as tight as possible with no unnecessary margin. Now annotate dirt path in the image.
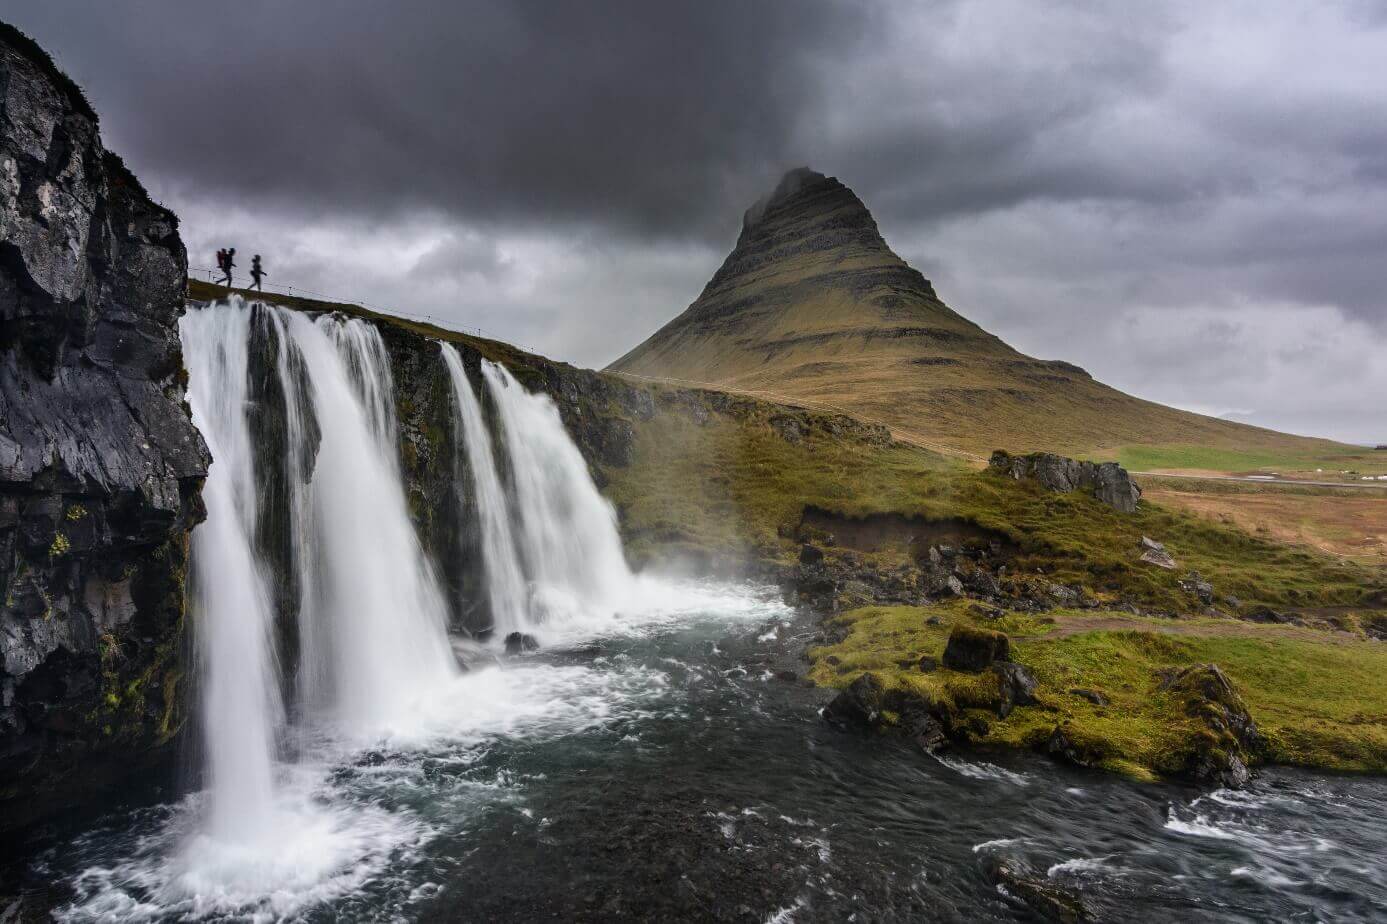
[1020,613,1372,645]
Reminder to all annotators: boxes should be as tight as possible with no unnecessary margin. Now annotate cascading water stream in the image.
[180,305,285,843]
[441,344,529,635]
[270,309,457,734]
[481,361,636,627]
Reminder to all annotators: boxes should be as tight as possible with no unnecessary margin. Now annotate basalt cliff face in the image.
[610,168,1347,459]
[0,27,208,830]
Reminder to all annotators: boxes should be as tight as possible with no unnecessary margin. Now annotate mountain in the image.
[609,168,1350,463]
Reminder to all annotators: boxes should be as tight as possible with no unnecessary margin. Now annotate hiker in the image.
[218,247,236,287]
[249,254,266,291]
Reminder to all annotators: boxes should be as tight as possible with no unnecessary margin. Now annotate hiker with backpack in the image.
[217,247,236,287]
[249,254,267,292]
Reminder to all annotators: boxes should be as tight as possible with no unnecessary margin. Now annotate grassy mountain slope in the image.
[608,168,1362,469]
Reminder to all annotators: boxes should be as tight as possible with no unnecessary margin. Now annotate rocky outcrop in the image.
[1156,663,1263,788]
[989,450,1141,513]
[0,26,208,830]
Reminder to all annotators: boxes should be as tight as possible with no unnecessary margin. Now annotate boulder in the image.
[1139,547,1177,570]
[504,632,540,656]
[989,450,1142,513]
[980,856,1092,923]
[798,543,825,565]
[942,626,1010,672]
[822,672,887,728]
[1069,688,1109,706]
[1181,571,1215,605]
[1157,663,1264,788]
[991,661,1039,718]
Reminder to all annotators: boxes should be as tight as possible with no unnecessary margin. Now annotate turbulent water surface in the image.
[8,592,1386,922]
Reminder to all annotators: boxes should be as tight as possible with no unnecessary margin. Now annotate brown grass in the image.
[1145,483,1387,567]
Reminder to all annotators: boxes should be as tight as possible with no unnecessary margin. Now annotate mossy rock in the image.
[942,625,1010,672]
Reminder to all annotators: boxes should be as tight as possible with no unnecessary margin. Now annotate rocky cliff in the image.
[0,25,208,831]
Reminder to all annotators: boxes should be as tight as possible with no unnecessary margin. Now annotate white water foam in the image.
[932,754,1032,786]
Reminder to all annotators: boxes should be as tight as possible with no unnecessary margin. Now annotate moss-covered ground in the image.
[603,407,1385,614]
[808,602,1387,779]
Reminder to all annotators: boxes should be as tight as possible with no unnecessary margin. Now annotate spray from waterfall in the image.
[481,360,636,626]
[441,344,529,635]
[180,304,284,842]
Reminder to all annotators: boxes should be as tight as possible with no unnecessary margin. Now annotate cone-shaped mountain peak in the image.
[609,169,1344,460]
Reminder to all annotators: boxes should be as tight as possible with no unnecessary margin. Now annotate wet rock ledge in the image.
[0,25,208,832]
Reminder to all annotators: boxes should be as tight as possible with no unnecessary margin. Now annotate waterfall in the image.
[180,305,284,842]
[481,361,635,625]
[270,309,457,733]
[440,345,529,635]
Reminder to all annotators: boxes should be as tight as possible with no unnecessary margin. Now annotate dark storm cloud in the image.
[11,0,864,237]
[6,0,1386,442]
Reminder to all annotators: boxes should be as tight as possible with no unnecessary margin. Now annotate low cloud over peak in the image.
[9,0,1385,443]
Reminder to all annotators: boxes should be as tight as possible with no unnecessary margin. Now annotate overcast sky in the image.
[11,1,1386,444]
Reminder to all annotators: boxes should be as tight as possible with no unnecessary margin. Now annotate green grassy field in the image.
[1115,443,1387,477]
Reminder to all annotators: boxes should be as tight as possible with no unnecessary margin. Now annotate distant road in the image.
[1134,471,1387,491]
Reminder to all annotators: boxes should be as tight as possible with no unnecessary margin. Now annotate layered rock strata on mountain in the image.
[610,167,1349,460]
[0,26,208,830]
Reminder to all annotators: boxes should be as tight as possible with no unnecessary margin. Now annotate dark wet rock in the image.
[961,566,1001,598]
[981,856,1092,923]
[917,655,938,673]
[989,450,1141,513]
[900,705,950,753]
[772,669,798,683]
[1069,688,1109,706]
[798,543,824,565]
[504,632,540,656]
[1039,723,1108,770]
[942,626,1010,672]
[0,29,208,832]
[1157,663,1264,788]
[822,672,887,728]
[991,661,1038,718]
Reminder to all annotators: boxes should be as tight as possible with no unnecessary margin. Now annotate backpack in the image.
[217,249,226,271]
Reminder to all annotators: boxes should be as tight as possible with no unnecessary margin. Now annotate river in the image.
[5,582,1384,922]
